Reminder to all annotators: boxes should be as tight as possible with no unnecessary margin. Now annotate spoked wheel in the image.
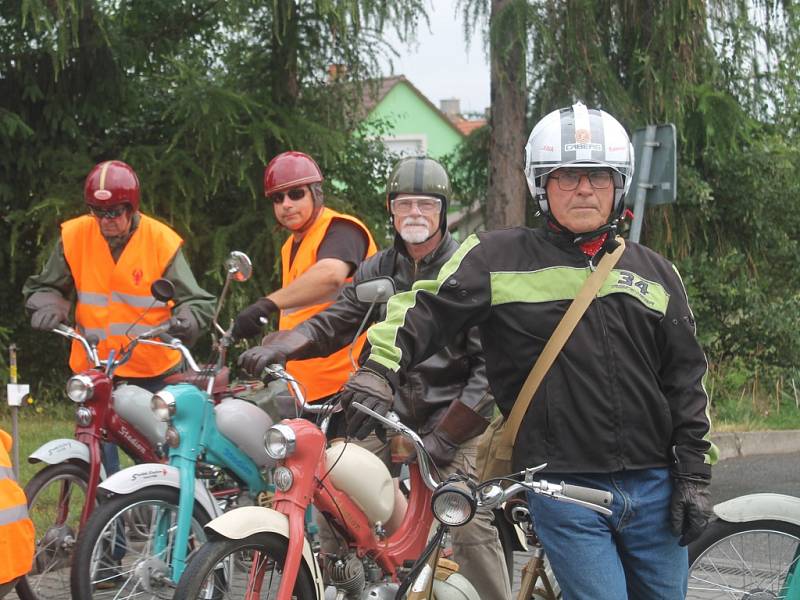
[70,486,212,599]
[17,462,90,600]
[687,519,800,599]
[174,532,317,599]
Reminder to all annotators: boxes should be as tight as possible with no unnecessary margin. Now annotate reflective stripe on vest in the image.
[0,502,28,526]
[61,214,183,378]
[279,207,377,402]
[0,429,35,583]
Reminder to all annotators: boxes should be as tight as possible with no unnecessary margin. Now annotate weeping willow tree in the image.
[452,0,800,419]
[0,0,427,394]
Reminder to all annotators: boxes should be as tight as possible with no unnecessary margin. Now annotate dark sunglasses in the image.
[89,205,128,219]
[269,188,307,204]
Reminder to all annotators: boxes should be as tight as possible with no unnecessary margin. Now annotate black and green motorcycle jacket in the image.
[363,226,713,478]
[294,232,494,435]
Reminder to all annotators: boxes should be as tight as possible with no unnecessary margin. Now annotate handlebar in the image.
[476,465,613,516]
[52,320,204,377]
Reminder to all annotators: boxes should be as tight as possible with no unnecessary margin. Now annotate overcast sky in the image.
[379,1,491,116]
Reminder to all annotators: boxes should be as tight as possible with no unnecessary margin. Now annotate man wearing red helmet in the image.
[25,159,214,377]
[232,151,377,402]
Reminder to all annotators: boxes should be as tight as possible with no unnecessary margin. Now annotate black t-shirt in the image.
[289,218,370,276]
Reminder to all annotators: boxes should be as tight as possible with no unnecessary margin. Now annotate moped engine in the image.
[325,553,364,598]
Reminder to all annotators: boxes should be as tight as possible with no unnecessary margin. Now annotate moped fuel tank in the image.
[324,440,394,524]
[112,384,166,446]
[215,398,275,468]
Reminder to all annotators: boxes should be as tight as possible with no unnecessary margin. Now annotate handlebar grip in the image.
[560,483,613,508]
[158,331,178,344]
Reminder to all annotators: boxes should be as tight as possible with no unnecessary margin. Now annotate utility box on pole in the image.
[626,124,677,243]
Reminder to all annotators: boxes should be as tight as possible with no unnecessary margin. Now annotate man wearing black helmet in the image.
[239,156,511,599]
[335,104,715,599]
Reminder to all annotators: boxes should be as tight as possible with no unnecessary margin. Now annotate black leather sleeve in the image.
[293,251,388,358]
[456,326,494,419]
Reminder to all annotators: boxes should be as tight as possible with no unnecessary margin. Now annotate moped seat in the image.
[163,366,232,400]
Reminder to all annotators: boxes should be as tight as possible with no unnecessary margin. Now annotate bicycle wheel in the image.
[70,486,212,599]
[16,462,90,600]
[174,532,317,599]
[687,518,800,599]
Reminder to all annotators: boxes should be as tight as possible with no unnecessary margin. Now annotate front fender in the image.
[28,438,107,479]
[433,573,481,600]
[205,506,324,599]
[714,493,800,526]
[98,463,222,520]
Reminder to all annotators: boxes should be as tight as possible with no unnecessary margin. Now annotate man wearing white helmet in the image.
[336,103,714,598]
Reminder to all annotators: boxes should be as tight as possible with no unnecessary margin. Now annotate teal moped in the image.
[69,251,290,598]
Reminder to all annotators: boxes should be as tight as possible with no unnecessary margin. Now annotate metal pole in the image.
[9,344,19,479]
[629,125,658,243]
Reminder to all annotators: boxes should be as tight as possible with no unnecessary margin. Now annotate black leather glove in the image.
[238,330,313,377]
[420,429,459,468]
[232,298,278,340]
[670,476,713,546]
[337,368,394,440]
[417,400,489,468]
[31,302,69,331]
[166,310,197,345]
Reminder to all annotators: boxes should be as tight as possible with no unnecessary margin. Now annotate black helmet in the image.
[386,156,451,236]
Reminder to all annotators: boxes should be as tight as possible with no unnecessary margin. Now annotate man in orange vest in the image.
[23,160,215,472]
[232,151,377,402]
[0,428,34,599]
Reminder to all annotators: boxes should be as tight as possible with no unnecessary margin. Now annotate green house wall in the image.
[364,81,464,159]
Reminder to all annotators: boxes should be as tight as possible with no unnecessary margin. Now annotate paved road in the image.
[510,452,800,596]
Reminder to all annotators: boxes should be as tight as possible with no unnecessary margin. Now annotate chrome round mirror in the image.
[225,251,253,282]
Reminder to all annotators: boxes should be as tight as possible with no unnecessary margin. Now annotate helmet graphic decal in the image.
[93,190,112,201]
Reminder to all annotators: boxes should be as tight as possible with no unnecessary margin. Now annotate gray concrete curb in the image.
[711,430,800,461]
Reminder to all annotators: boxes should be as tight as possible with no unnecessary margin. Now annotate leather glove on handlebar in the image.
[670,475,713,546]
[237,330,313,377]
[232,298,278,340]
[31,297,70,331]
[338,368,394,440]
[420,400,490,468]
[166,310,198,345]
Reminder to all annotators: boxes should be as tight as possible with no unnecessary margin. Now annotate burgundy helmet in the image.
[83,160,140,211]
[263,151,324,196]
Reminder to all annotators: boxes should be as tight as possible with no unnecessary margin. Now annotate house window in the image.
[382,135,427,157]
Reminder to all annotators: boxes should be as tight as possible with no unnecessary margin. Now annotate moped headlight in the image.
[264,424,296,460]
[431,482,476,527]
[66,374,94,403]
[151,391,176,422]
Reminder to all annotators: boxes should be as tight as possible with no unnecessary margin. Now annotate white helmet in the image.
[524,101,634,220]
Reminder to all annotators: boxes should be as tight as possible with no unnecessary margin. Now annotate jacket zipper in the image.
[593,266,624,470]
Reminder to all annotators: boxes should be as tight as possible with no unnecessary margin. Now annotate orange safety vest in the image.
[61,214,183,378]
[280,207,377,401]
[0,429,34,585]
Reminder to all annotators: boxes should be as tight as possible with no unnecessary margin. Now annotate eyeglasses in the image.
[390,196,442,215]
[269,188,307,204]
[550,170,613,191]
[89,205,128,219]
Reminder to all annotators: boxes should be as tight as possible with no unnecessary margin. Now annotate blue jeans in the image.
[527,468,687,600]
[101,442,120,476]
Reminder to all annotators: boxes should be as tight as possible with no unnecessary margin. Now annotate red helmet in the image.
[263,151,323,196]
[84,160,140,211]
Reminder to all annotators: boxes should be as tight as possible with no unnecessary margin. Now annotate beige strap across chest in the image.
[502,237,626,445]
